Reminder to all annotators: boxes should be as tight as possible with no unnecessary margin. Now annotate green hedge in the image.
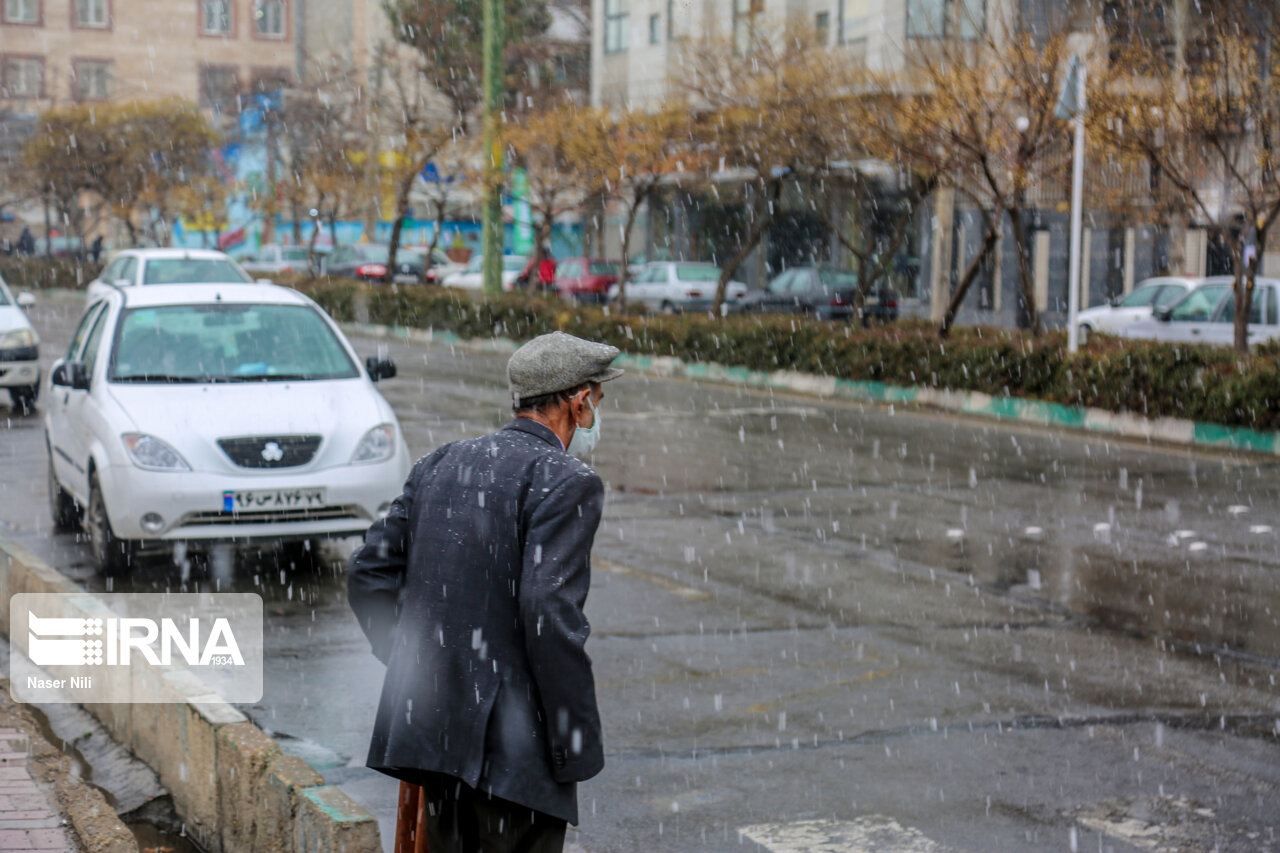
[0,256,103,291]
[291,280,1280,433]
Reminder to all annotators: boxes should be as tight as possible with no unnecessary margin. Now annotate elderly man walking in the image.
[347,331,621,853]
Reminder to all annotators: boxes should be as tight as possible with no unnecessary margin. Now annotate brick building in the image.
[0,0,297,110]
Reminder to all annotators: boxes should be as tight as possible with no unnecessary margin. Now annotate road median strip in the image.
[0,537,381,853]
[344,321,1280,458]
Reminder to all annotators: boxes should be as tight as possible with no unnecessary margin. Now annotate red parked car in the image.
[554,258,621,304]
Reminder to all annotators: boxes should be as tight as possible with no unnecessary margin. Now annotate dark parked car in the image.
[324,244,450,283]
[735,267,899,323]
[555,258,621,304]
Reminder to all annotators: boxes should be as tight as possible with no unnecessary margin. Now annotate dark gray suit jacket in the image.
[347,419,605,824]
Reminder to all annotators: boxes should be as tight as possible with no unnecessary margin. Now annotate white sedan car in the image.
[612,262,748,313]
[87,248,256,305]
[441,255,528,291]
[45,282,412,574]
[1075,277,1194,342]
[0,274,40,413]
[1118,277,1280,346]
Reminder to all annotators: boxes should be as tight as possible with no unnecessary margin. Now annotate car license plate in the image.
[222,488,326,513]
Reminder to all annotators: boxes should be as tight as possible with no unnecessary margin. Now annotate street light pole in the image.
[481,0,504,296]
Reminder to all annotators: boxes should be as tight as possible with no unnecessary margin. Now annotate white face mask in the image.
[567,398,601,457]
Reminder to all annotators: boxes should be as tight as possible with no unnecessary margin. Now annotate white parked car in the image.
[1075,277,1195,342]
[1118,276,1280,346]
[87,248,255,305]
[45,282,412,574]
[441,255,528,291]
[611,262,748,313]
[0,274,40,413]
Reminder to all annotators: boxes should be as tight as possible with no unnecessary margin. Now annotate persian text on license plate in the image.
[222,488,326,513]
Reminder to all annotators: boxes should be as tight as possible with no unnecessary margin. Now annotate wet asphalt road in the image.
[2,294,1279,852]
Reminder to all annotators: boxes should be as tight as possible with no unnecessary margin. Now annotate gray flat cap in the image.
[508,332,624,402]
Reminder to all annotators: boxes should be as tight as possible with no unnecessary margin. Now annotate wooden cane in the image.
[394,781,426,853]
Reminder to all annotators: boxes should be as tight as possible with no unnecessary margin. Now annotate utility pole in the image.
[481,0,504,295]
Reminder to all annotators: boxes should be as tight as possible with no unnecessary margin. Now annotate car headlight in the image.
[351,424,396,464]
[0,328,38,350]
[121,433,191,471]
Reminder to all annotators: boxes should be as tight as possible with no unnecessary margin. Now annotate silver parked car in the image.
[1075,277,1195,343]
[611,262,748,314]
[1118,276,1280,346]
[239,244,320,276]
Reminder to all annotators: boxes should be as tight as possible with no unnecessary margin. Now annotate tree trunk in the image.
[712,180,781,317]
[1234,230,1262,356]
[615,197,643,313]
[420,199,447,284]
[385,171,418,285]
[939,214,1001,338]
[1007,205,1042,335]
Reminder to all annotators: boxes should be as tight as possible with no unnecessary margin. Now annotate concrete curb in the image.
[345,321,1280,457]
[0,538,381,853]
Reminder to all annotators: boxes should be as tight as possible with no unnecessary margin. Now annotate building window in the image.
[815,11,830,45]
[73,60,111,99]
[3,0,40,24]
[249,67,290,96]
[73,0,108,28]
[906,0,983,39]
[604,0,628,54]
[733,0,764,55]
[254,0,284,38]
[199,65,238,108]
[2,57,43,98]
[649,13,660,43]
[201,0,231,35]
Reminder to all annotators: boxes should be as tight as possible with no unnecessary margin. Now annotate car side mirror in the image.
[16,291,36,308]
[1155,308,1172,322]
[366,356,396,382]
[51,361,90,391]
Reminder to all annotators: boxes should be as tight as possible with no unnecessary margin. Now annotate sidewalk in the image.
[0,683,137,853]
[0,727,79,852]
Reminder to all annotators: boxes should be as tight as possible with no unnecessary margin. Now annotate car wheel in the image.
[1078,324,1092,345]
[87,473,133,577]
[660,301,678,316]
[9,385,37,414]
[47,453,80,531]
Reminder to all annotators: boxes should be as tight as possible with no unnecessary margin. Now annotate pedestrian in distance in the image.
[17,227,35,256]
[90,235,104,264]
[347,331,621,853]
[537,246,557,292]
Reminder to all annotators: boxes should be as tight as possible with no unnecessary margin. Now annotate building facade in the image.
[0,0,297,110]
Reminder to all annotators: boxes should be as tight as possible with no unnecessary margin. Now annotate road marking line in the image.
[739,817,945,852]
[594,557,711,601]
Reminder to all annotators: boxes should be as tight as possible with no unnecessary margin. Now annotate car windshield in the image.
[589,262,620,275]
[109,303,358,383]
[1118,285,1161,307]
[818,269,858,289]
[142,258,252,285]
[675,265,721,282]
[281,248,310,261]
[1167,284,1228,321]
